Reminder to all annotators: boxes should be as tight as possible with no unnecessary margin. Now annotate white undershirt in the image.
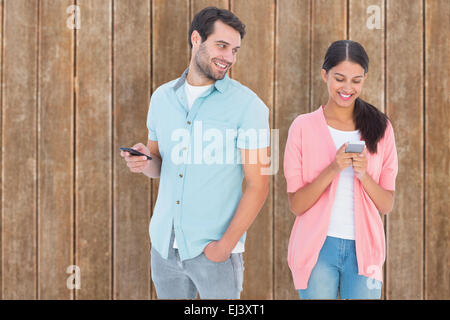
[327,125,361,240]
[184,81,213,110]
[173,81,245,253]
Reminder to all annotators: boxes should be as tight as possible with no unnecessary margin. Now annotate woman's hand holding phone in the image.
[330,142,366,178]
[350,146,367,180]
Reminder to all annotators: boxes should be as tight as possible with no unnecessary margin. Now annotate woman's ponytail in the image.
[353,97,388,154]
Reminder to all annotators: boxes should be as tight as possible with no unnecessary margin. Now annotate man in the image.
[120,7,270,299]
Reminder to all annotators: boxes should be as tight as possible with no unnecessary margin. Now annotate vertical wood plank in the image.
[386,0,423,299]
[38,0,74,299]
[192,0,228,14]
[348,0,386,299]
[75,0,112,299]
[424,0,449,300]
[2,0,38,299]
[152,0,189,89]
[231,0,275,299]
[113,0,151,300]
[310,0,347,111]
[150,0,189,299]
[0,0,2,299]
[274,0,310,300]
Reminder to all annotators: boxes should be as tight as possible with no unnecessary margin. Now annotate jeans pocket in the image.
[201,252,230,265]
[239,253,245,271]
[230,253,244,292]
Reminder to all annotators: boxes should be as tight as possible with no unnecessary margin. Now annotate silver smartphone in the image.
[345,141,365,153]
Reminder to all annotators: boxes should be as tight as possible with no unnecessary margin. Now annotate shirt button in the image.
[176,200,180,204]
[187,121,191,125]
[179,173,183,178]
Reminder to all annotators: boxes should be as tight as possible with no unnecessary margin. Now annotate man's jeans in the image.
[151,228,244,299]
[298,236,382,299]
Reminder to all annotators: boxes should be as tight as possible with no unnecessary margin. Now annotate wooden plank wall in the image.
[113,0,152,300]
[386,0,424,300]
[424,0,449,300]
[76,0,112,300]
[0,0,448,300]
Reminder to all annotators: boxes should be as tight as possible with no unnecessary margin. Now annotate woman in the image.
[283,40,398,299]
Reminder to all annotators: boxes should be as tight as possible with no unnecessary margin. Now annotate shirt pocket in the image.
[199,119,238,165]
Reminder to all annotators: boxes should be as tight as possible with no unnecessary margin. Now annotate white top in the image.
[184,81,213,110]
[174,80,245,253]
[326,125,361,240]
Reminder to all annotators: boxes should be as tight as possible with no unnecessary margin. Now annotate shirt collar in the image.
[172,67,229,94]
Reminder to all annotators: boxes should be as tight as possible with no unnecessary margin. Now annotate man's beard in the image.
[194,43,227,81]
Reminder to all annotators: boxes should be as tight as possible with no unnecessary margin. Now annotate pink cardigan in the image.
[284,105,398,290]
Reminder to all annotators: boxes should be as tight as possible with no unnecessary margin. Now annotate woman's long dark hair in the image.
[322,40,388,154]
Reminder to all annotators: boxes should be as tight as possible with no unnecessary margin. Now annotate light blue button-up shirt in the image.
[146,68,270,261]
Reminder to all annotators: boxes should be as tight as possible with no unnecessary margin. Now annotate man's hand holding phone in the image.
[120,143,152,173]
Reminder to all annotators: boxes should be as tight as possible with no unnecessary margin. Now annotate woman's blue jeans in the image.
[298,236,382,299]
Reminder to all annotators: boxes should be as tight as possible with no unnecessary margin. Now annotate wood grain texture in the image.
[348,0,386,299]
[113,0,151,300]
[192,0,229,14]
[0,0,3,299]
[152,0,189,89]
[424,0,449,300]
[386,0,424,300]
[38,0,74,299]
[2,0,38,299]
[231,0,275,299]
[75,0,112,300]
[274,0,310,300]
[310,0,347,111]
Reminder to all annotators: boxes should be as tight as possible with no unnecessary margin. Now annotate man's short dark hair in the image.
[188,7,246,48]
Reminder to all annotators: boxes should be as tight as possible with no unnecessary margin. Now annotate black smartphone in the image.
[120,147,152,160]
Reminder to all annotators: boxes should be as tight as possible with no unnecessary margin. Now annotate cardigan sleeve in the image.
[378,121,398,191]
[283,117,305,193]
